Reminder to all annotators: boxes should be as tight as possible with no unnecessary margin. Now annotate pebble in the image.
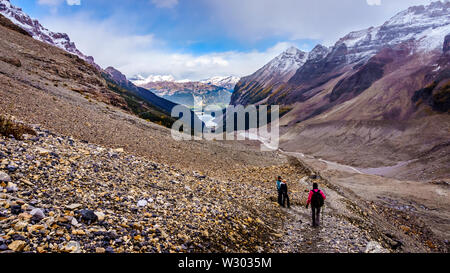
[0,171,11,182]
[66,203,82,210]
[365,241,389,253]
[64,241,81,253]
[94,211,105,221]
[10,205,23,215]
[30,208,45,221]
[95,247,105,253]
[7,164,18,172]
[80,210,98,223]
[8,240,26,252]
[6,182,18,192]
[137,200,148,207]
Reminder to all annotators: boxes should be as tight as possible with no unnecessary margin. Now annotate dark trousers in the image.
[311,207,321,226]
[278,185,290,208]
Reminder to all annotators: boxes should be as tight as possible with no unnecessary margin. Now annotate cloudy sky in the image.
[11,0,436,80]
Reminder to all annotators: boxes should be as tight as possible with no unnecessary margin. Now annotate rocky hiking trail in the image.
[270,159,385,253]
[0,118,445,253]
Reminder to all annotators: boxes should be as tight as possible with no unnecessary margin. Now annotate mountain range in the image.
[231,1,450,181]
[132,75,239,108]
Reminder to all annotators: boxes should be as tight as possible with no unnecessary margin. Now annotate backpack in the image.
[311,190,324,208]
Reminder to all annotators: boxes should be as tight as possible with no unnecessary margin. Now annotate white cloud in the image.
[202,0,432,45]
[41,14,293,80]
[38,0,435,80]
[38,0,63,5]
[66,0,81,6]
[38,0,81,6]
[366,0,381,6]
[151,0,179,9]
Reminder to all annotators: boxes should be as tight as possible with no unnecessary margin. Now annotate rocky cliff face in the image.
[0,0,100,70]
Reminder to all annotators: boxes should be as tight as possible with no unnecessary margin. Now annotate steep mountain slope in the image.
[0,1,200,129]
[103,67,177,114]
[231,46,308,105]
[232,2,450,181]
[103,67,206,128]
[0,13,178,128]
[278,1,450,107]
[0,0,100,70]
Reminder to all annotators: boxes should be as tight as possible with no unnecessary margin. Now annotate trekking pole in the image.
[322,203,324,225]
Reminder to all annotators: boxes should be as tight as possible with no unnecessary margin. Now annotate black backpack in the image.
[311,190,324,208]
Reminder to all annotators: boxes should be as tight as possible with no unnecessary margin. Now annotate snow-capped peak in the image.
[335,1,450,61]
[0,0,100,69]
[130,75,177,85]
[265,46,308,74]
[307,44,330,62]
[201,76,240,90]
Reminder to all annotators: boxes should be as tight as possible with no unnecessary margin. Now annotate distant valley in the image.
[131,75,239,109]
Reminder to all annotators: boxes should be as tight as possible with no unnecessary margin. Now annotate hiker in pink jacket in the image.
[306,183,326,227]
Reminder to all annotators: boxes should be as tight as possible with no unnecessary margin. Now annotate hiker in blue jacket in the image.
[276,176,290,208]
[276,176,283,206]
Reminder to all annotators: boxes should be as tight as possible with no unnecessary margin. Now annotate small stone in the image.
[105,246,114,253]
[18,212,32,220]
[7,164,18,172]
[30,208,45,221]
[80,209,98,223]
[66,203,82,210]
[8,240,26,252]
[94,211,105,221]
[137,200,148,207]
[35,147,51,155]
[72,229,86,235]
[6,182,18,192]
[64,241,81,253]
[28,225,45,233]
[365,241,388,253]
[71,217,80,227]
[11,205,23,215]
[14,221,28,231]
[95,247,105,253]
[0,172,11,182]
